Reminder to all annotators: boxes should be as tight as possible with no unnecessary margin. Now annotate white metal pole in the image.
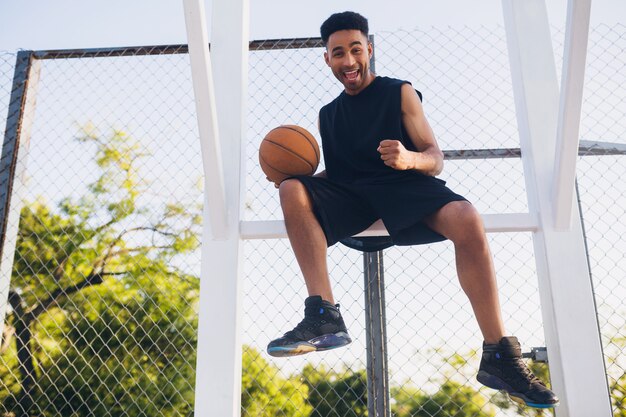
[502,1,612,416]
[183,0,228,240]
[239,213,539,240]
[552,0,592,230]
[189,0,249,416]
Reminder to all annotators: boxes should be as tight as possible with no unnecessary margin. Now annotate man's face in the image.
[324,29,374,95]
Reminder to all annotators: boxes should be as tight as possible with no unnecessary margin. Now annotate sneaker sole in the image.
[267,332,352,358]
[477,370,560,409]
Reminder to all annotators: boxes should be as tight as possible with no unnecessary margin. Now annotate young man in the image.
[267,11,559,409]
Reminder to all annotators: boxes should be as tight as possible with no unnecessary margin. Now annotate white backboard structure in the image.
[183,0,612,416]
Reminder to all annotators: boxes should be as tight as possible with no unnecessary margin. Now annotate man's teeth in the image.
[345,70,358,80]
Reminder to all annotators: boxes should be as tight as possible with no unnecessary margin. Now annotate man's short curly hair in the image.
[320,11,369,46]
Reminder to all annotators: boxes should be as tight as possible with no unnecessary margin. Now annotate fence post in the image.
[363,250,390,417]
[0,51,40,337]
[361,34,391,417]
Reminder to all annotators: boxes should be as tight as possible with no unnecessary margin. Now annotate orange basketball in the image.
[259,125,320,184]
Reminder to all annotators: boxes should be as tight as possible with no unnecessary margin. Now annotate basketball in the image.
[259,125,320,184]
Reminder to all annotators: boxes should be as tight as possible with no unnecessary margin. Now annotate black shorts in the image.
[291,173,467,248]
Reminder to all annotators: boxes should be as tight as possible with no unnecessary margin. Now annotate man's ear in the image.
[324,51,330,67]
[368,42,373,58]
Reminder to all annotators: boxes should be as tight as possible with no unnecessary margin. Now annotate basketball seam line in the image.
[275,125,320,164]
[264,139,315,172]
[259,153,294,177]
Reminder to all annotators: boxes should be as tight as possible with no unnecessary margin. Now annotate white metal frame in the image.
[239,213,539,240]
[183,0,228,240]
[183,1,249,416]
[184,0,612,416]
[552,0,592,230]
[502,0,611,416]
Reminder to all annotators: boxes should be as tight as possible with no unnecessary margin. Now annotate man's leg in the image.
[425,200,559,408]
[279,179,334,303]
[423,200,504,344]
[267,179,351,357]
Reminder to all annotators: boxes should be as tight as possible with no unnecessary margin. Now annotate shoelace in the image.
[507,357,545,388]
[284,315,323,339]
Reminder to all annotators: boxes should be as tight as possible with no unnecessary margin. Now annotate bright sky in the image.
[0,0,624,51]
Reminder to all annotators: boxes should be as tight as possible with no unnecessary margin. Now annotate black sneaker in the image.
[267,296,352,357]
[477,336,559,408]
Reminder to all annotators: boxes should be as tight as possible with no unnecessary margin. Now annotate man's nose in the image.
[344,53,356,67]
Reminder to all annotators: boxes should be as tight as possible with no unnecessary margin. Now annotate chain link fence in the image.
[0,23,624,417]
[0,46,203,417]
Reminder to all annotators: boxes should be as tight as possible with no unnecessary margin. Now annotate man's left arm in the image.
[377,83,444,176]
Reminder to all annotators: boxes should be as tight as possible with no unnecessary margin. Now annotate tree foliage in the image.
[607,333,626,417]
[241,347,311,417]
[392,381,495,417]
[0,129,201,416]
[301,364,368,417]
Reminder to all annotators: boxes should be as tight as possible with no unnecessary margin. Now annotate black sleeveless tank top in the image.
[319,76,423,183]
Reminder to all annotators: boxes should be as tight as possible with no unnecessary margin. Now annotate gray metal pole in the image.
[363,250,390,417]
[1,51,33,257]
[361,34,390,417]
[0,51,40,338]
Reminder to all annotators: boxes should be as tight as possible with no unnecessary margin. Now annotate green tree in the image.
[241,346,311,417]
[300,364,368,417]
[392,381,495,417]
[606,333,626,417]
[0,130,201,416]
[611,369,626,416]
[33,260,199,417]
[391,350,497,417]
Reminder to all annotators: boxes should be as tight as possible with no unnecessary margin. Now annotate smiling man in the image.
[266,11,559,409]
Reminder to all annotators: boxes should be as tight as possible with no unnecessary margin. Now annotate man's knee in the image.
[442,201,485,242]
[279,179,312,210]
[456,201,485,240]
[455,201,483,226]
